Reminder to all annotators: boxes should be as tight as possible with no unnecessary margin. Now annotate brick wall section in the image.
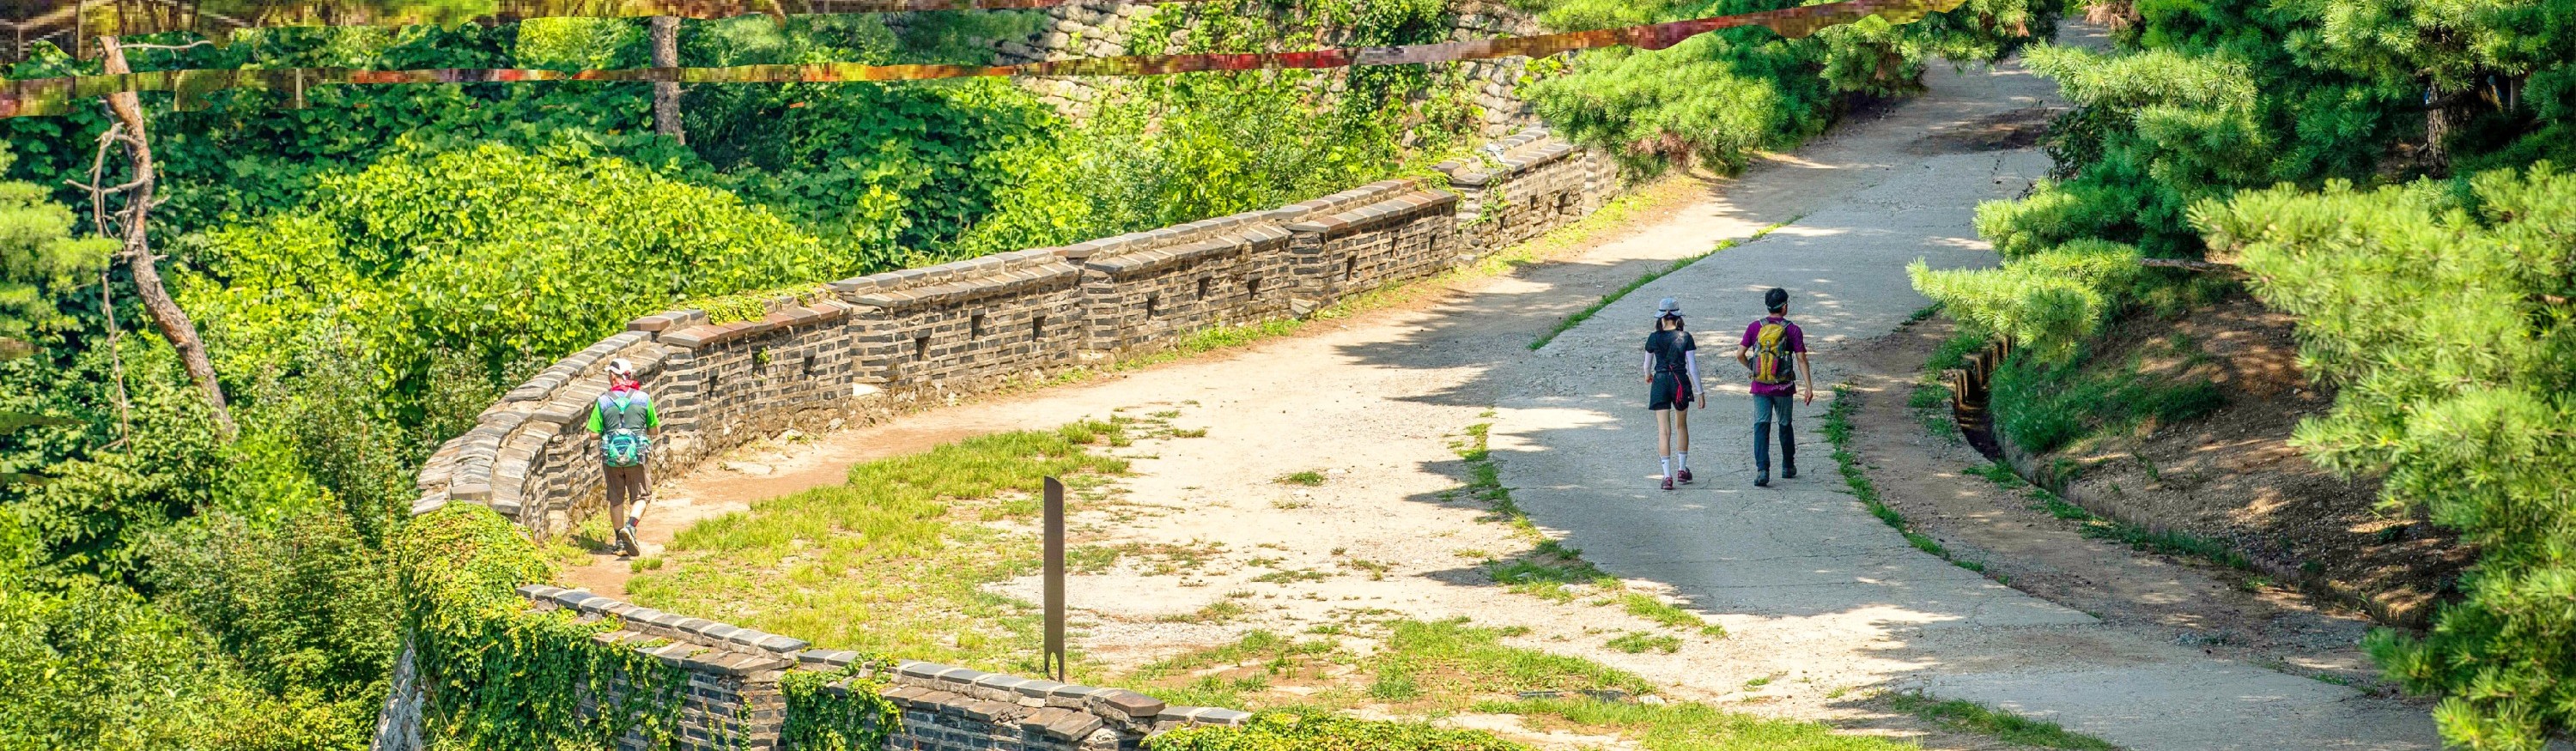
[399,130,1613,747]
[514,585,1247,751]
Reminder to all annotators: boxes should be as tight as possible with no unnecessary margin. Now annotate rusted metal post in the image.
[1043,476,1066,682]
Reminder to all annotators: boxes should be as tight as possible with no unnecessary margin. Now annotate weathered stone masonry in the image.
[399,128,1613,748]
[515,584,1241,751]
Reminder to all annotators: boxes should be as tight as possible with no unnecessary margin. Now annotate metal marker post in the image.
[1043,476,1066,682]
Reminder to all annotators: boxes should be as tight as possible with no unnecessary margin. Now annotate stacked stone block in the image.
[514,586,1247,751]
[402,130,1615,748]
[832,249,1090,399]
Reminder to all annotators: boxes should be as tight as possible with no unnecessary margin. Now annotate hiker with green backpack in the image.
[589,358,661,557]
[1736,288,1812,488]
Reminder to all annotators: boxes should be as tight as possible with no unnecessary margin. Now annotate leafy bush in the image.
[180,141,839,423]
[0,512,360,751]
[1908,239,2142,361]
[140,510,399,735]
[2198,165,2576,748]
[397,503,695,748]
[1527,0,2054,175]
[1147,708,1526,751]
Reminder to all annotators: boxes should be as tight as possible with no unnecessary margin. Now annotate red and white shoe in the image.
[1661,475,1676,491]
[1677,469,1694,484]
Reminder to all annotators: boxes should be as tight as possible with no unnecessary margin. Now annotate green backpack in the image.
[597,391,653,467]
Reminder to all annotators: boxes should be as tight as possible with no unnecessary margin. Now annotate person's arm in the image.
[1799,351,1815,404]
[1736,346,1753,370]
[586,403,604,433]
[645,399,663,438]
[1686,351,1705,406]
[1643,352,1654,384]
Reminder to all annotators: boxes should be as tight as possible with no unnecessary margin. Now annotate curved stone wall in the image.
[399,128,1616,749]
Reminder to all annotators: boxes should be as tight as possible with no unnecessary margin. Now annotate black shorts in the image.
[1649,372,1694,410]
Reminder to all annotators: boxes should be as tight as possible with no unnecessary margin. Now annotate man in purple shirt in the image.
[1735,288,1812,487]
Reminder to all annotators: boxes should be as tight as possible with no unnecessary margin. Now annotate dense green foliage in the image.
[777,664,903,751]
[2199,167,2575,749]
[398,504,695,748]
[182,141,838,420]
[1526,0,2054,173]
[1985,0,2576,258]
[1920,0,2576,745]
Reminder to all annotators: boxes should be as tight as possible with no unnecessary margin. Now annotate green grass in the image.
[1970,462,2252,572]
[1607,632,1683,654]
[1485,698,1921,751]
[623,419,1135,674]
[1822,385,1998,582]
[1882,692,2117,750]
[1128,622,1923,751]
[1276,470,1327,486]
[1615,592,1727,637]
[1529,218,1799,350]
[1990,346,2227,457]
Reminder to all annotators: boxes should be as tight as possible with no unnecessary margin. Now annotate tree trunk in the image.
[650,16,684,144]
[99,36,234,438]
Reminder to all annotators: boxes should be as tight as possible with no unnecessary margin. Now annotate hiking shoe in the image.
[1662,475,1675,491]
[1781,461,1797,480]
[1753,471,1770,488]
[616,523,640,557]
[1677,468,1694,484]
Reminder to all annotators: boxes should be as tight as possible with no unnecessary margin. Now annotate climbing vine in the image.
[778,660,905,751]
[394,505,694,749]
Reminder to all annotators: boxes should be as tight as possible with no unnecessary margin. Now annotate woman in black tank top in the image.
[1644,299,1704,490]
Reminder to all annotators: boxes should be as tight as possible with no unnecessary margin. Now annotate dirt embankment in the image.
[2038,295,2471,626]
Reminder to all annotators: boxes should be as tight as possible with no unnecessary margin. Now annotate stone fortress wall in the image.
[403,127,1613,749]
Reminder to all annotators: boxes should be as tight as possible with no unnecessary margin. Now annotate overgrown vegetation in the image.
[1912,0,2576,743]
[1523,0,2056,175]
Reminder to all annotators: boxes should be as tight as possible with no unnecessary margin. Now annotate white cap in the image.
[605,358,635,379]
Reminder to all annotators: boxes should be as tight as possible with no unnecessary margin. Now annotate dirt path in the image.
[555,21,2439,750]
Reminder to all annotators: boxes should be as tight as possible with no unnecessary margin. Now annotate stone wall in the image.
[398,128,1613,747]
[514,584,1245,750]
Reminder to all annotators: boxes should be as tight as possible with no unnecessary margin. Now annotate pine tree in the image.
[2197,164,2576,750]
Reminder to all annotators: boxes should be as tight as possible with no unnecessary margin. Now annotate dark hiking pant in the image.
[605,463,652,524]
[1753,392,1796,471]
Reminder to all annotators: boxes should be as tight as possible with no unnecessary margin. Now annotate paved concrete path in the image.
[1485,30,2441,751]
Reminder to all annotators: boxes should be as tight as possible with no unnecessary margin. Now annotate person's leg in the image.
[1674,393,1692,482]
[605,465,635,554]
[1752,393,1775,486]
[1777,395,1798,478]
[1655,408,1675,488]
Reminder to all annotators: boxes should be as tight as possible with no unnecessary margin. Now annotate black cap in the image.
[1765,288,1789,313]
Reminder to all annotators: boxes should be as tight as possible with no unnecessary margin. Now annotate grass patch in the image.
[1161,600,1249,624]
[1974,462,2252,572]
[623,419,1133,674]
[1529,218,1798,350]
[1455,422,1543,543]
[1990,346,2227,457]
[1823,385,2005,582]
[1253,568,1332,584]
[1883,692,2117,750]
[1276,470,1327,486]
[1607,632,1683,654]
[1616,592,1726,637]
[1486,698,1919,751]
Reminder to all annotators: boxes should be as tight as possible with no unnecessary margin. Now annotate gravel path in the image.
[582,22,2443,750]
